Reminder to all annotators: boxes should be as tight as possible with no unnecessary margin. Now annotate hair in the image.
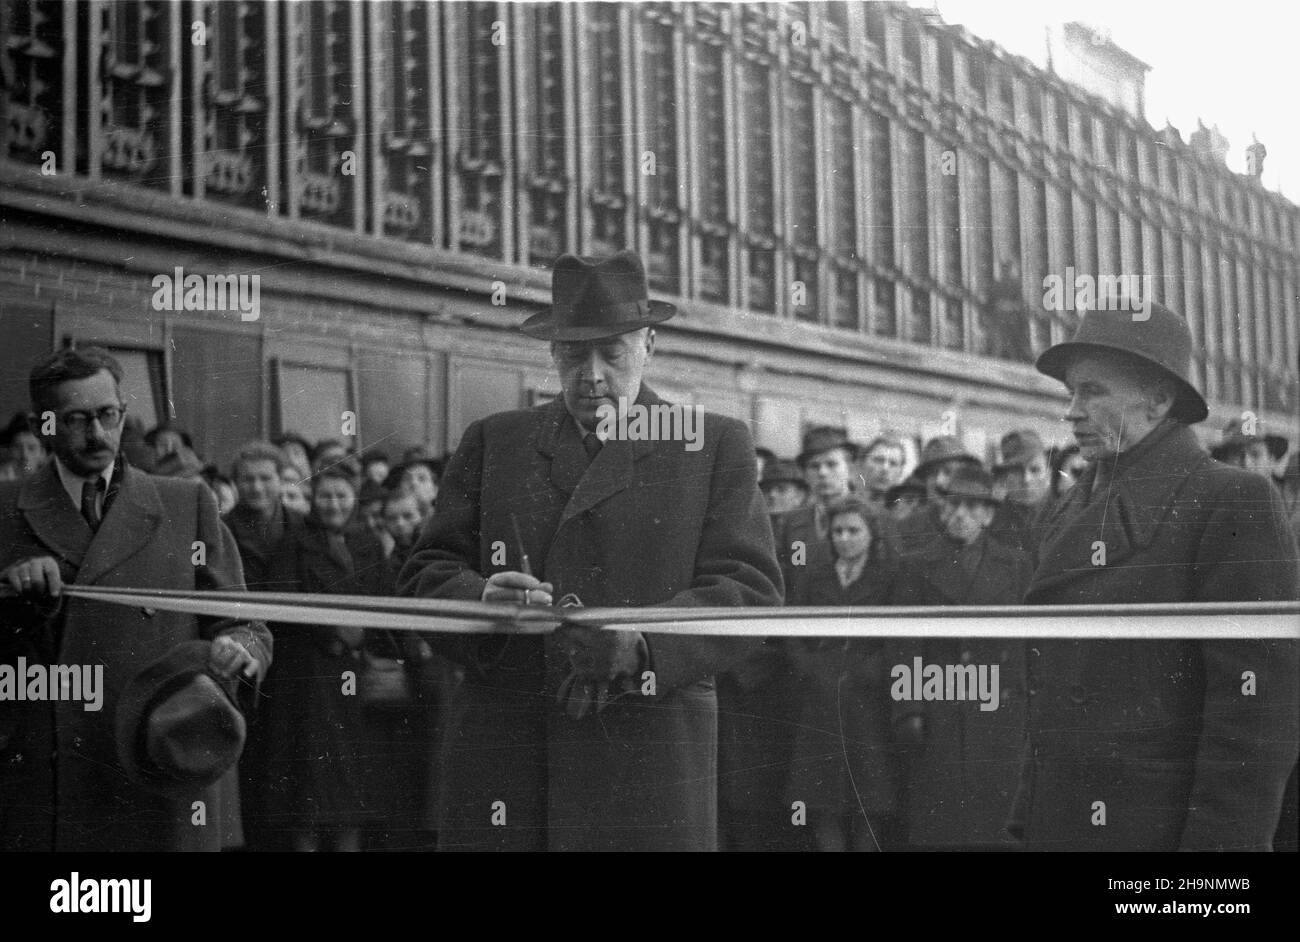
[360,448,390,469]
[400,457,442,481]
[311,438,346,462]
[273,430,313,453]
[29,347,123,413]
[862,434,906,459]
[0,411,35,447]
[824,495,887,563]
[231,440,288,477]
[312,465,359,494]
[144,423,193,449]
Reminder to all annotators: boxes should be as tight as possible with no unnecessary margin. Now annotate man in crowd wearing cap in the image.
[759,457,808,517]
[774,426,859,583]
[0,347,270,851]
[884,475,926,523]
[399,251,782,851]
[891,435,983,556]
[890,464,1031,850]
[1012,301,1299,851]
[988,429,1051,554]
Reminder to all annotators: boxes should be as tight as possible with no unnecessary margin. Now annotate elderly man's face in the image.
[862,444,906,490]
[43,369,124,477]
[1063,356,1171,461]
[943,497,995,545]
[551,329,653,429]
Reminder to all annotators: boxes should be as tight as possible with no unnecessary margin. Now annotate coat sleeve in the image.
[641,418,784,692]
[396,419,497,672]
[1180,474,1300,850]
[194,481,273,683]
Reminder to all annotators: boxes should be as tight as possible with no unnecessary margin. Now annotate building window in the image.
[452,1,506,256]
[641,19,680,294]
[742,60,776,313]
[586,2,628,256]
[870,112,894,270]
[2,0,67,165]
[96,0,176,189]
[693,42,729,303]
[523,2,567,266]
[371,0,436,242]
[786,77,818,321]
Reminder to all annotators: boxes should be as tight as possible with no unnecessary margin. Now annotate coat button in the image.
[1068,684,1087,704]
[960,650,973,665]
[140,607,157,618]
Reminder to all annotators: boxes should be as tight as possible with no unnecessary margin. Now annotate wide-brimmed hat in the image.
[796,426,860,468]
[935,464,1002,506]
[116,641,247,799]
[1035,301,1209,424]
[520,251,677,341]
[995,429,1045,471]
[1211,418,1289,463]
[760,458,808,489]
[913,435,981,479]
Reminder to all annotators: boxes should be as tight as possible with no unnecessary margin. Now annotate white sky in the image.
[912,0,1299,202]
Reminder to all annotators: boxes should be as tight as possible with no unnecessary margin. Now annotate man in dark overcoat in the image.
[1013,302,1299,851]
[888,465,1031,849]
[0,347,270,851]
[399,252,783,851]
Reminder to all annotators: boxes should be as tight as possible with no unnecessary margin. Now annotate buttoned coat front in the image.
[1016,423,1300,851]
[399,387,783,851]
[0,461,271,851]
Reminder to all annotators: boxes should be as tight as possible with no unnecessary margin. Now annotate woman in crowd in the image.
[280,462,311,515]
[263,466,395,851]
[784,496,902,852]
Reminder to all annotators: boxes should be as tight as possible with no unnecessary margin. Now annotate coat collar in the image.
[1029,422,1207,597]
[535,384,662,528]
[17,457,164,584]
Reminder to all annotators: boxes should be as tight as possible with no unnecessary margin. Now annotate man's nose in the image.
[576,352,606,387]
[1064,392,1087,422]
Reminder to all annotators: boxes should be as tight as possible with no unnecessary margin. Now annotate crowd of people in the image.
[3,396,1294,852]
[2,250,1297,853]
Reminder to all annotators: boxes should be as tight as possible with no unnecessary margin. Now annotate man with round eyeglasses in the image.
[0,346,270,851]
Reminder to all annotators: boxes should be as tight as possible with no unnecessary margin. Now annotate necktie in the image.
[81,476,106,530]
[582,432,603,461]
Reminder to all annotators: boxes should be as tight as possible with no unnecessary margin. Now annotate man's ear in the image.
[1145,378,1176,422]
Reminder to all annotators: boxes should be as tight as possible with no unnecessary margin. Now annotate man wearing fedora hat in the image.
[889,464,1031,850]
[1012,300,1299,851]
[399,251,782,851]
[773,427,860,582]
[759,457,809,517]
[891,435,983,556]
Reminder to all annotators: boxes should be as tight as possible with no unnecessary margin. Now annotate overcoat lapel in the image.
[76,466,164,586]
[1028,425,1205,598]
[16,462,94,571]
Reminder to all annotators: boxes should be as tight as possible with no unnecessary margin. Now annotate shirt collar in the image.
[54,455,115,510]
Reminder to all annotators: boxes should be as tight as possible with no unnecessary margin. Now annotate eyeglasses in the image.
[59,404,126,432]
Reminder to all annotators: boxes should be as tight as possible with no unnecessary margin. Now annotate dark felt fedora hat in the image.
[116,641,247,799]
[520,251,677,341]
[760,458,808,489]
[1036,301,1209,424]
[936,464,1002,506]
[796,426,860,467]
[885,474,927,503]
[995,429,1045,471]
[914,435,981,479]
[1213,418,1289,463]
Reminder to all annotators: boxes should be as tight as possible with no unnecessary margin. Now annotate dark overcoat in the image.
[1016,422,1300,851]
[260,518,395,832]
[398,386,783,851]
[0,460,271,851]
[889,532,1031,847]
[784,553,902,821]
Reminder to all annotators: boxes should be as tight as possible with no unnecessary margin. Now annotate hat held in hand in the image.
[116,641,247,799]
[521,251,677,341]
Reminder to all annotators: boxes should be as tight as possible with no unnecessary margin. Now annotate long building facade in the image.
[1,0,1297,466]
